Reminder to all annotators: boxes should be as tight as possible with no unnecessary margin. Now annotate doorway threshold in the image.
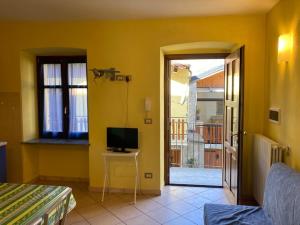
[168,183,223,188]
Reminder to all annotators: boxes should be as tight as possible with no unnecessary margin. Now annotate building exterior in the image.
[170,64,224,169]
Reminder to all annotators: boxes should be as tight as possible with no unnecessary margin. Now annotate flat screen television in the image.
[107,127,138,152]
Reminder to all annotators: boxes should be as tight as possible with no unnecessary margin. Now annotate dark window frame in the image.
[37,56,88,140]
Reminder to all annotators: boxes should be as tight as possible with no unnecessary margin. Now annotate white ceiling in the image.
[0,0,279,21]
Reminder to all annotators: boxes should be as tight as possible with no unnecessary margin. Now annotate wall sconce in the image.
[90,68,132,82]
[278,33,292,63]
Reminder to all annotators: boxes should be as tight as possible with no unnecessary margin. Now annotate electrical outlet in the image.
[144,118,152,124]
[144,173,153,179]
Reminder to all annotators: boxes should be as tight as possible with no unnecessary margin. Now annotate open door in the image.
[223,47,244,204]
[164,54,227,187]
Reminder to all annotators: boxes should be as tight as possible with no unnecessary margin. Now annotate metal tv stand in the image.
[101,150,140,204]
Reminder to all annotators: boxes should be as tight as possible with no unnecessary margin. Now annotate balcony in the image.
[169,117,223,186]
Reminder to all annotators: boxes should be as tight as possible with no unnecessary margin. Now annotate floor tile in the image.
[166,201,197,215]
[75,195,98,209]
[110,205,143,221]
[163,217,196,225]
[200,189,226,201]
[69,221,90,225]
[161,186,179,195]
[118,193,147,202]
[183,195,212,208]
[146,207,180,223]
[35,180,229,225]
[164,186,179,191]
[182,209,204,225]
[213,196,232,205]
[169,188,197,199]
[183,187,210,194]
[134,198,163,213]
[88,191,104,202]
[124,214,160,225]
[152,194,180,206]
[65,210,86,225]
[101,196,130,210]
[76,204,109,219]
[87,212,122,225]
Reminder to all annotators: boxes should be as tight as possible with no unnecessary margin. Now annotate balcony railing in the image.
[170,117,223,169]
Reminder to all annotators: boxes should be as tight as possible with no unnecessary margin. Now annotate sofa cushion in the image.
[263,163,300,225]
[204,203,272,225]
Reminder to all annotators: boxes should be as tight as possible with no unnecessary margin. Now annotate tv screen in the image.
[107,127,138,151]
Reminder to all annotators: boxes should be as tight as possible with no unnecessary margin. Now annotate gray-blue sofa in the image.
[204,163,300,225]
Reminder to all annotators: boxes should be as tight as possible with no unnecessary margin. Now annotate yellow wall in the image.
[20,51,39,182]
[38,145,89,180]
[22,144,38,182]
[0,15,266,195]
[20,51,38,141]
[264,0,300,170]
[0,92,22,182]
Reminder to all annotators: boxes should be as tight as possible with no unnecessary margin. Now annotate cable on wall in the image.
[125,80,129,127]
[89,67,132,126]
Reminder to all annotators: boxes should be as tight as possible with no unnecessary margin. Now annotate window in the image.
[37,56,88,139]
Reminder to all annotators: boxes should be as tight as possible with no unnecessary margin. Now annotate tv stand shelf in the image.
[101,150,140,204]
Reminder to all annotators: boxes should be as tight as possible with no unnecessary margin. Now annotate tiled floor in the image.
[170,167,222,186]
[40,181,232,225]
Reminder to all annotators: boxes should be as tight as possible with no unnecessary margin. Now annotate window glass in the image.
[68,63,87,85]
[43,64,61,85]
[69,88,88,134]
[68,63,88,136]
[38,57,88,139]
[43,88,63,133]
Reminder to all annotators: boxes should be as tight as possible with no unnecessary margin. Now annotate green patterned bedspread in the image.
[0,183,76,225]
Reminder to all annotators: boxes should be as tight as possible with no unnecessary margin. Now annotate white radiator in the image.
[253,134,284,205]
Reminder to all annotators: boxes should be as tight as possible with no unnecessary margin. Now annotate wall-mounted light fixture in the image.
[90,68,132,82]
[278,33,292,63]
